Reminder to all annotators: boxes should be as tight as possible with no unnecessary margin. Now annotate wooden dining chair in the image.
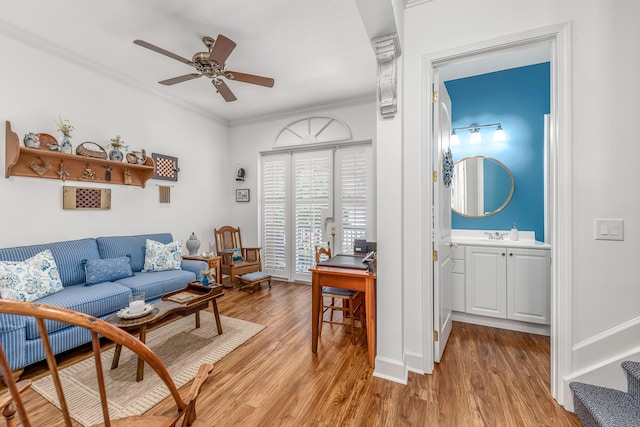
[314,242,365,344]
[0,299,214,427]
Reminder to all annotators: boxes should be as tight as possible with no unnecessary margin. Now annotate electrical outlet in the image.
[594,218,624,241]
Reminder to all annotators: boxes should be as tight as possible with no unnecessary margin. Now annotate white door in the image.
[433,74,453,362]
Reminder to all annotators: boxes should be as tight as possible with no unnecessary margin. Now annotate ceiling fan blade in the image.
[158,74,202,86]
[133,40,193,66]
[213,80,237,102]
[225,71,275,88]
[209,34,237,66]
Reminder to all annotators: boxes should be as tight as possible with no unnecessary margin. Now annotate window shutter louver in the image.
[338,148,369,253]
[294,151,332,276]
[261,156,288,276]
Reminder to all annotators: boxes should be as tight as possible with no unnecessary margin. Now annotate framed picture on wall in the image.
[236,189,250,202]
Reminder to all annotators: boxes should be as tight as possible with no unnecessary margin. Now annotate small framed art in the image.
[236,189,250,202]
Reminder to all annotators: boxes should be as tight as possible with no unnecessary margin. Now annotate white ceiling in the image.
[0,0,377,124]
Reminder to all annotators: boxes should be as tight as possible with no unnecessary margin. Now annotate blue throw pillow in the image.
[231,248,244,262]
[83,256,133,286]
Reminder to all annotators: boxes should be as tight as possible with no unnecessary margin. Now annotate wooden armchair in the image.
[214,226,262,286]
[0,299,213,427]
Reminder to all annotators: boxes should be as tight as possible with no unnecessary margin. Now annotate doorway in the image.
[424,23,572,404]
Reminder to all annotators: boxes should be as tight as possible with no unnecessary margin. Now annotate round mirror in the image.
[451,156,514,218]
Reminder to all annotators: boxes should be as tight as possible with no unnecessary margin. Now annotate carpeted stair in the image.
[570,361,640,426]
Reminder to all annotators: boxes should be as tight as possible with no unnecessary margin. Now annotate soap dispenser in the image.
[510,223,519,241]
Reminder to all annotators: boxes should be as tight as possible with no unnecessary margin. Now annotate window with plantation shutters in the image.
[293,150,333,279]
[337,147,369,253]
[261,154,288,277]
[260,143,372,282]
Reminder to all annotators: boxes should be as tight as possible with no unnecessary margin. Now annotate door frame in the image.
[422,22,573,404]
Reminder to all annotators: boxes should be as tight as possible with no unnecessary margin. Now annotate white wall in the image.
[402,0,640,398]
[227,100,377,247]
[0,29,230,251]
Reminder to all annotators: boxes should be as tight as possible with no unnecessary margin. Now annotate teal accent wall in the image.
[445,62,550,241]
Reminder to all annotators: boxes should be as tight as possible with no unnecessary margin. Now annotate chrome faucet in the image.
[484,231,506,240]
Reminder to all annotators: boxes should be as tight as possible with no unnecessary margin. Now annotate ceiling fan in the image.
[133,35,274,102]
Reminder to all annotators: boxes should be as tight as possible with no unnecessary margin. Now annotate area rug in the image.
[32,312,265,426]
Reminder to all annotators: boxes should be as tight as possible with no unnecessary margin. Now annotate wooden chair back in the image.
[214,226,243,253]
[314,242,332,265]
[0,299,213,427]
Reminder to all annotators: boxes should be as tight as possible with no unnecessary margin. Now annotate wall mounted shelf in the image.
[5,121,154,187]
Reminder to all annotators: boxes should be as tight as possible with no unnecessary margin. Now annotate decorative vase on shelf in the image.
[202,275,210,286]
[109,149,124,161]
[60,136,72,154]
[186,232,201,256]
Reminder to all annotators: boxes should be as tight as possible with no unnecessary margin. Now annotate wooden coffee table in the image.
[106,283,223,382]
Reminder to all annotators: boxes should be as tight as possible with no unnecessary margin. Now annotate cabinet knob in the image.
[509,253,513,256]
[502,253,506,256]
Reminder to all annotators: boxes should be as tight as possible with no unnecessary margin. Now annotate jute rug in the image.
[32,312,265,426]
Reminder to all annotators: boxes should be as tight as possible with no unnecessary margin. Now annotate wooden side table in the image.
[182,255,222,284]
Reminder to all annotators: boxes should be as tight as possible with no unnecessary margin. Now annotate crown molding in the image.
[0,19,229,127]
[405,0,434,8]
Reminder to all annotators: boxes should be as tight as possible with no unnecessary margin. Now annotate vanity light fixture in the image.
[469,128,482,144]
[450,130,460,146]
[450,122,506,144]
[492,124,506,142]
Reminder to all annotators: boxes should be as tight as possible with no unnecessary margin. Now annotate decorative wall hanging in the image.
[274,116,352,147]
[57,161,70,181]
[26,157,52,176]
[63,186,111,210]
[79,164,98,181]
[152,153,179,181]
[159,185,171,203]
[236,189,250,202]
[442,148,454,188]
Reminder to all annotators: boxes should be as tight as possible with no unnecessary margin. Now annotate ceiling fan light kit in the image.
[133,35,274,102]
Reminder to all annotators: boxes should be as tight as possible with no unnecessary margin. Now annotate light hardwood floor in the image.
[10,280,580,426]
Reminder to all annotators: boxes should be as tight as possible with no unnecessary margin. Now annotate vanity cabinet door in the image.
[465,246,507,318]
[506,248,550,324]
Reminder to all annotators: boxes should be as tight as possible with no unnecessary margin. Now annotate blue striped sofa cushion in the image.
[0,238,100,287]
[96,233,173,272]
[114,270,196,301]
[24,282,131,340]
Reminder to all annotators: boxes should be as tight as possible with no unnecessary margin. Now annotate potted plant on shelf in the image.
[108,135,128,161]
[56,116,75,154]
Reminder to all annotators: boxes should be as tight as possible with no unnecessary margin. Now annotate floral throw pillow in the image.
[0,249,64,302]
[142,239,183,272]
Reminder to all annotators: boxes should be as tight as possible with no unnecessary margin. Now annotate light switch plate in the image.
[594,218,624,241]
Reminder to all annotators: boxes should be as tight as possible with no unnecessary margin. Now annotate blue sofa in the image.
[0,233,207,374]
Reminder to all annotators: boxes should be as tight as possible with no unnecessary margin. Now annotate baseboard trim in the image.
[452,312,550,336]
[572,315,640,372]
[405,351,425,375]
[373,356,408,385]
